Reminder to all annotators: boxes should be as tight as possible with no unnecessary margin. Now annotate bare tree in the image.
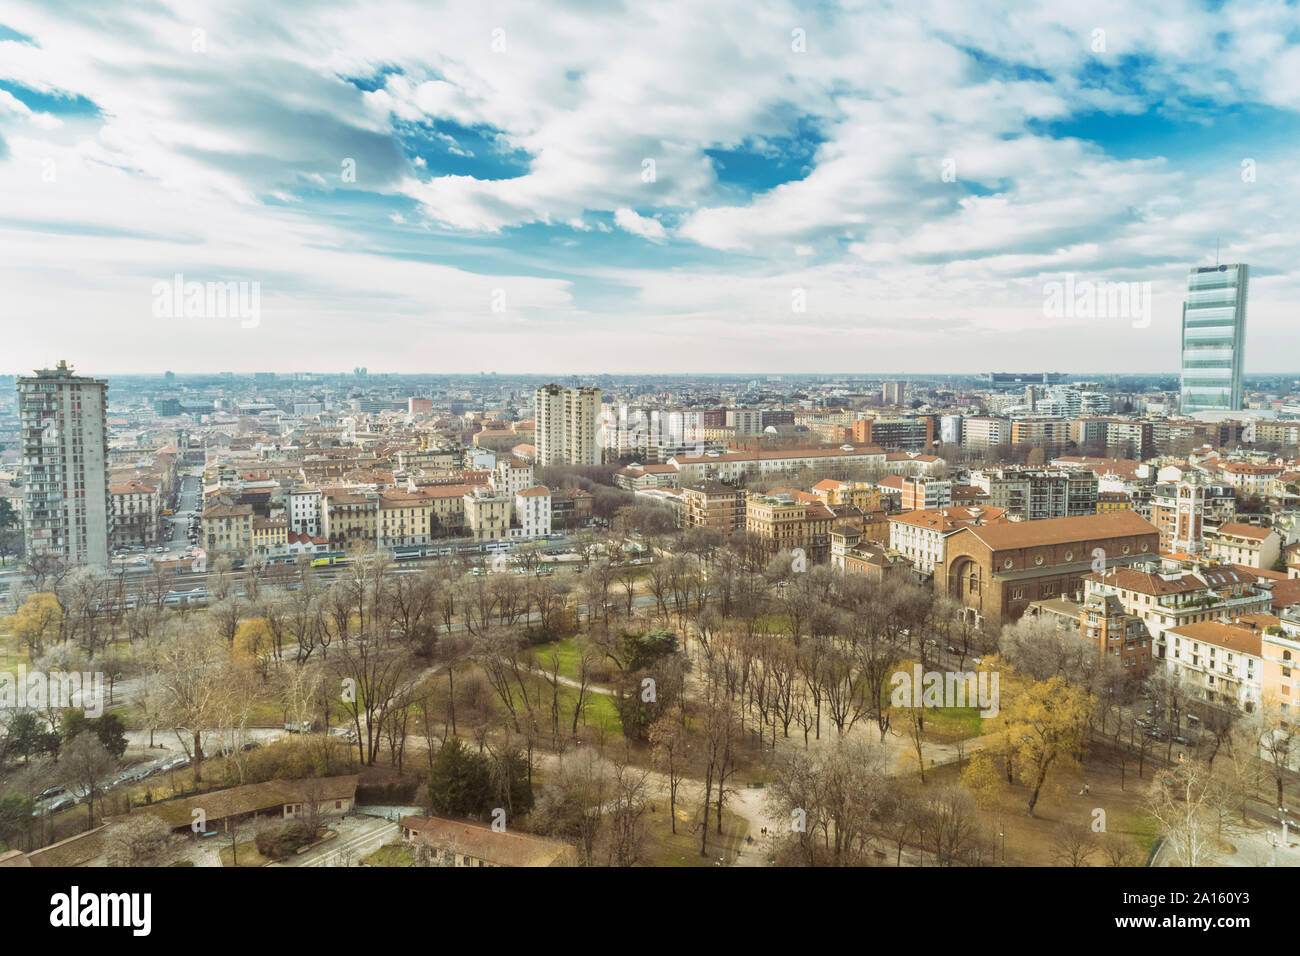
[59,732,117,830]
[1050,822,1097,867]
[1146,760,1229,867]
[648,706,689,835]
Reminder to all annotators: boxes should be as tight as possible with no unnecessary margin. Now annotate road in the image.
[291,817,399,867]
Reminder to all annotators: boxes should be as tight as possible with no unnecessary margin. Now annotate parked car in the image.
[33,796,75,816]
[38,786,67,800]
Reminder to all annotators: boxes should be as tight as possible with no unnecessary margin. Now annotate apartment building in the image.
[961,416,1007,451]
[1096,492,1133,514]
[17,361,111,567]
[1070,417,1110,450]
[668,444,886,484]
[491,458,535,498]
[1253,421,1300,448]
[203,500,255,561]
[1009,416,1070,453]
[847,415,933,452]
[514,486,552,538]
[1082,563,1270,653]
[1164,619,1262,712]
[534,384,601,466]
[322,492,379,552]
[1203,522,1282,570]
[901,476,952,511]
[1221,462,1282,497]
[1259,617,1300,717]
[422,484,478,537]
[287,487,322,538]
[378,492,435,548]
[550,488,593,530]
[726,408,765,434]
[614,463,681,491]
[1030,591,1154,676]
[806,479,883,514]
[829,527,913,582]
[680,481,747,534]
[745,493,833,564]
[464,486,512,541]
[251,515,288,557]
[969,468,1099,521]
[109,479,159,549]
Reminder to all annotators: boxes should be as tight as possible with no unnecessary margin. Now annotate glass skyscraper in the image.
[1179,263,1248,413]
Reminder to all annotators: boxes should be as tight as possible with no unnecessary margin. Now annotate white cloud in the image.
[613,207,666,243]
[1,0,1299,372]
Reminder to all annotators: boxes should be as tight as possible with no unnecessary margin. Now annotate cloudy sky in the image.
[2,0,1299,376]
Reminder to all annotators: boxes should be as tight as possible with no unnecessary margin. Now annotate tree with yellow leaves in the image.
[991,675,1093,816]
[4,592,63,657]
[233,617,274,676]
[960,748,1004,809]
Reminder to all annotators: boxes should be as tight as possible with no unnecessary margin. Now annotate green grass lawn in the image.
[219,840,270,867]
[921,706,986,741]
[537,638,583,681]
[557,684,623,737]
[493,670,625,740]
[1128,811,1164,859]
[363,843,413,867]
[642,806,751,867]
[0,625,30,672]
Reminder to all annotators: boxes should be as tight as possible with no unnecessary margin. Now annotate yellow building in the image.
[203,501,254,561]
[745,493,833,563]
[251,515,288,556]
[378,492,434,548]
[323,492,379,552]
[419,483,479,536]
[464,487,512,541]
[1096,491,1133,514]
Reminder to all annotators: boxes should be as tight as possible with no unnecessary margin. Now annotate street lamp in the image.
[999,827,1005,863]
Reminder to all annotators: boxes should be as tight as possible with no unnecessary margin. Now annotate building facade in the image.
[534,384,601,466]
[935,511,1160,629]
[1179,263,1249,413]
[17,361,111,567]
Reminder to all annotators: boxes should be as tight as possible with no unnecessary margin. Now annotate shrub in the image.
[255,822,311,860]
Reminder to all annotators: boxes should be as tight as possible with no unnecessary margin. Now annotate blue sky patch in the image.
[0,78,98,116]
[704,116,824,193]
[396,118,531,179]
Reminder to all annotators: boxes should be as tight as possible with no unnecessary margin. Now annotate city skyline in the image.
[4,2,1300,373]
[6,0,1300,904]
